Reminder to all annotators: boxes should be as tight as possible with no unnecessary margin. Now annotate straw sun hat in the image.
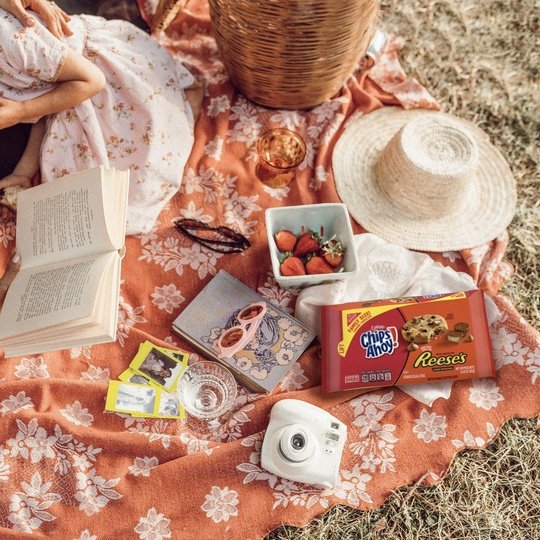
[332,107,517,252]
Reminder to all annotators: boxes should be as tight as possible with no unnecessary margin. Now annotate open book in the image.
[0,167,129,357]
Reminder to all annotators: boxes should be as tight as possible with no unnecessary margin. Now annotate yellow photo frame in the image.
[105,380,184,419]
[130,341,188,392]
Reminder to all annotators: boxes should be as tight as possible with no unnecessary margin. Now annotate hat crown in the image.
[376,115,479,218]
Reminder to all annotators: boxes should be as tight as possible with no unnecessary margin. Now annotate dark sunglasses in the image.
[173,218,251,254]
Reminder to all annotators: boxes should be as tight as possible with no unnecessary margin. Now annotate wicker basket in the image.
[152,0,190,32]
[208,0,380,109]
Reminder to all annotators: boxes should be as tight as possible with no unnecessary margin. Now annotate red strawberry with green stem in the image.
[321,239,345,268]
[294,229,321,257]
[305,255,334,275]
[279,253,306,276]
[274,229,297,252]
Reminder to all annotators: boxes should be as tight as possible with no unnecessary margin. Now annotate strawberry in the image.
[280,254,306,276]
[274,229,297,252]
[321,239,345,268]
[305,256,334,275]
[294,230,321,257]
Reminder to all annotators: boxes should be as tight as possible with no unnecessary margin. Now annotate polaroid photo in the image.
[158,392,183,418]
[105,381,157,416]
[118,367,150,385]
[130,342,187,392]
[131,391,185,420]
[155,346,189,389]
[157,346,190,365]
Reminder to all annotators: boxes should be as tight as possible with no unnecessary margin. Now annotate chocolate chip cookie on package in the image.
[401,314,448,344]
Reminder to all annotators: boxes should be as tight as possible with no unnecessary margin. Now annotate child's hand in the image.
[0,0,72,40]
[0,174,32,189]
[0,97,24,129]
[0,174,32,190]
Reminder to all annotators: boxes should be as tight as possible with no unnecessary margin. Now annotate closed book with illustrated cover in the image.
[172,271,317,393]
[321,290,495,393]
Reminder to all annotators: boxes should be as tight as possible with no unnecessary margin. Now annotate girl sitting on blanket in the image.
[0,0,196,236]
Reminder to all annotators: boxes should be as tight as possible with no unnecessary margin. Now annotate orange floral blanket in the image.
[0,2,538,538]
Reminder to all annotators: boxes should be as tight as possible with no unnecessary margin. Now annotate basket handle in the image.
[152,0,191,33]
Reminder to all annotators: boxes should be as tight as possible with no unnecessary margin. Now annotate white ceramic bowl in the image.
[265,203,359,289]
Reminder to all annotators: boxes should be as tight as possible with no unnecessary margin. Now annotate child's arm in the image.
[0,118,45,189]
[0,48,106,129]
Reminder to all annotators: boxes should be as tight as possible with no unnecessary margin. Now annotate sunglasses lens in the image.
[238,305,263,321]
[220,327,245,348]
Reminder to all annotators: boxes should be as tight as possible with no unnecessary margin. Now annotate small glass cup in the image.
[366,243,416,299]
[177,361,237,419]
[256,128,306,188]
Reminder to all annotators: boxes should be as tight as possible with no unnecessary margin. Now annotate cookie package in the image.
[321,290,495,393]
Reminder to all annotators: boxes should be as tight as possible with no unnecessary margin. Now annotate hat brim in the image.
[332,107,517,251]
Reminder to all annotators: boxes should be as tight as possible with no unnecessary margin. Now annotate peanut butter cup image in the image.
[447,331,463,343]
[454,322,470,335]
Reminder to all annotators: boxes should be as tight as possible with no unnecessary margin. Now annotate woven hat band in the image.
[375,116,479,218]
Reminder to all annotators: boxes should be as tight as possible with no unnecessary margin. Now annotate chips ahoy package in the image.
[321,290,495,393]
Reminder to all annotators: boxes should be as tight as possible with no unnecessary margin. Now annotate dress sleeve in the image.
[0,10,68,83]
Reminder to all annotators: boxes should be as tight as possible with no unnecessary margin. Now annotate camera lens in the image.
[291,434,305,450]
[278,426,314,463]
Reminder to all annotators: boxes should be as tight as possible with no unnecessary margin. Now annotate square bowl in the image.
[265,203,359,289]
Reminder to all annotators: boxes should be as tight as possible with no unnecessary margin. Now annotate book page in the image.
[101,169,130,251]
[0,252,116,339]
[16,167,116,268]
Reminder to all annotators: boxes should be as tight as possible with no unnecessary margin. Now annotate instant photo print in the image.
[106,381,157,416]
[118,367,149,385]
[106,381,185,419]
[131,341,189,392]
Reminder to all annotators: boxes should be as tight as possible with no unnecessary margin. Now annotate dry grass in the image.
[268,1,539,538]
[381,0,539,328]
[268,418,540,540]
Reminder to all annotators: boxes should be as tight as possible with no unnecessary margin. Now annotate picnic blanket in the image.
[0,1,538,538]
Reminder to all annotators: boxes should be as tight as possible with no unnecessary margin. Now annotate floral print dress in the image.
[0,9,194,235]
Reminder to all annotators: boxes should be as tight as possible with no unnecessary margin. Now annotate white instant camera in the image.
[261,399,347,489]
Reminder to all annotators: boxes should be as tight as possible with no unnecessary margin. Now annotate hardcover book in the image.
[0,167,129,357]
[172,271,317,393]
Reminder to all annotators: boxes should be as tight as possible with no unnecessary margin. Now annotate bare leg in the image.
[0,119,43,306]
[0,118,46,189]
